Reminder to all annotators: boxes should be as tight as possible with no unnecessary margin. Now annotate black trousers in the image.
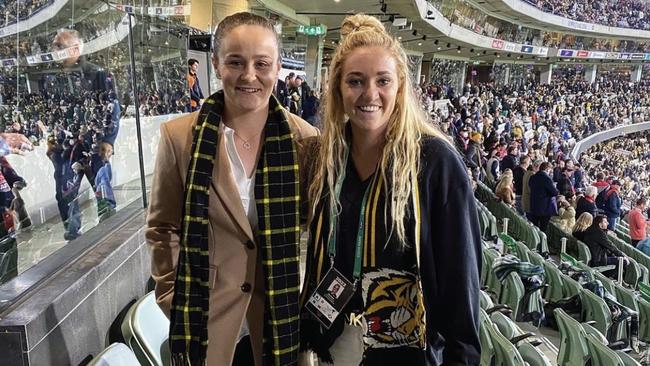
[530,215,551,232]
[232,335,254,366]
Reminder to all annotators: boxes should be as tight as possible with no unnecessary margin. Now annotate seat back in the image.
[592,271,617,296]
[543,262,565,302]
[638,298,650,342]
[559,273,582,299]
[486,317,526,366]
[121,292,170,366]
[553,308,589,366]
[614,284,639,314]
[585,333,624,366]
[479,309,495,366]
[484,248,502,294]
[576,240,592,265]
[88,343,141,366]
[580,289,612,337]
[518,342,553,366]
[499,272,524,320]
[490,311,519,340]
[479,290,494,310]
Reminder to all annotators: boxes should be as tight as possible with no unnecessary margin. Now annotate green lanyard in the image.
[327,146,376,284]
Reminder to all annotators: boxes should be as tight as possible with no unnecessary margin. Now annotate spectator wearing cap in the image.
[628,197,649,247]
[576,186,598,219]
[601,180,623,231]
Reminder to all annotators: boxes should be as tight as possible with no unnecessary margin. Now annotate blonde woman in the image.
[300,14,481,366]
[572,212,594,242]
[495,173,515,206]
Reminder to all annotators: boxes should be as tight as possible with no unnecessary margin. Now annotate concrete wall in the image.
[0,207,150,365]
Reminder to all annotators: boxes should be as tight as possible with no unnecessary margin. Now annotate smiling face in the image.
[340,46,399,134]
[213,24,280,115]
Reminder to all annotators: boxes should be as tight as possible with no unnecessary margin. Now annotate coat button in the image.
[241,283,252,293]
[245,240,255,250]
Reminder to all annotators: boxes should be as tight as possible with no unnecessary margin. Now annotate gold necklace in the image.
[233,129,262,150]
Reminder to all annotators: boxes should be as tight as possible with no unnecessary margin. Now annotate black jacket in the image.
[583,225,624,266]
[529,171,559,217]
[575,196,597,219]
[300,137,482,365]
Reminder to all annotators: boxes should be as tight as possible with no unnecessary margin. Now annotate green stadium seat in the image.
[484,248,502,294]
[592,270,617,296]
[87,343,141,366]
[638,298,650,343]
[585,333,637,366]
[554,308,590,366]
[486,315,527,366]
[580,288,613,337]
[121,291,170,366]
[560,273,582,299]
[479,309,495,366]
[499,272,525,321]
[576,240,592,265]
[543,262,566,302]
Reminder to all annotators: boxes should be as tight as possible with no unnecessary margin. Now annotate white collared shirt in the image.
[222,124,255,342]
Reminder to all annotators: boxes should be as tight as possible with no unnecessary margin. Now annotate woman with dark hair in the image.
[147,12,318,366]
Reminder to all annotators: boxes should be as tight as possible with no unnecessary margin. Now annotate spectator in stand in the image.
[94,142,115,221]
[576,186,598,219]
[593,172,609,194]
[572,212,593,242]
[465,132,483,182]
[583,215,629,274]
[500,145,518,173]
[573,163,585,191]
[485,148,500,187]
[628,197,648,247]
[529,161,559,231]
[513,155,530,214]
[187,58,204,112]
[600,180,623,231]
[554,194,576,233]
[522,159,542,220]
[302,90,320,127]
[63,161,84,241]
[557,167,575,197]
[496,171,515,207]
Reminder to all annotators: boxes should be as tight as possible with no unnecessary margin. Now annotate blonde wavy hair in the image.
[308,14,450,246]
[495,174,513,193]
[573,212,593,233]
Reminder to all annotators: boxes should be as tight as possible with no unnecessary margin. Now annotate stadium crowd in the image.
[524,0,650,30]
[430,69,650,277]
[0,0,53,29]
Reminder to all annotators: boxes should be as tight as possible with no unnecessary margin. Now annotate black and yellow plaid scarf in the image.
[170,91,301,365]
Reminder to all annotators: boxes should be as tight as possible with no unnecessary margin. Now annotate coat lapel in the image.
[211,133,255,242]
